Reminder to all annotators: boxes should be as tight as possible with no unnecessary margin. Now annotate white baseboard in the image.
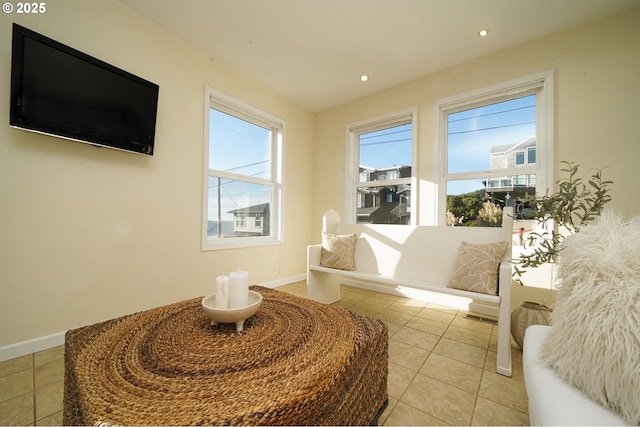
[0,274,307,362]
[340,278,499,317]
[0,331,66,362]
[260,274,306,289]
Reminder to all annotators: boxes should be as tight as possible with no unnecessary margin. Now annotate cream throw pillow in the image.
[447,241,508,295]
[320,232,356,271]
[538,210,640,425]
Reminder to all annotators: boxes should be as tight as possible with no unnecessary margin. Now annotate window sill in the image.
[201,237,282,251]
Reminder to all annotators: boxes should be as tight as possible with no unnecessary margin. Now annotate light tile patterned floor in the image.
[0,281,528,426]
[280,282,529,426]
[0,345,64,425]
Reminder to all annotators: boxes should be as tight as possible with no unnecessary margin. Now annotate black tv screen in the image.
[10,24,159,155]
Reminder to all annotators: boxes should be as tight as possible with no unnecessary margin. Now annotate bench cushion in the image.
[448,241,508,295]
[320,231,356,271]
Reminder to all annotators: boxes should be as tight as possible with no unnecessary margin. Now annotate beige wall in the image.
[0,0,314,347]
[313,7,640,307]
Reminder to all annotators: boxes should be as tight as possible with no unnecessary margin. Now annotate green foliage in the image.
[513,161,613,285]
[446,190,485,223]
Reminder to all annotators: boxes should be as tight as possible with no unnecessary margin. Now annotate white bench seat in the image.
[523,325,627,425]
[307,208,514,377]
[308,263,502,305]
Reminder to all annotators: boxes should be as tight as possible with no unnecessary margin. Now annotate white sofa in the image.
[523,325,628,426]
[307,207,514,377]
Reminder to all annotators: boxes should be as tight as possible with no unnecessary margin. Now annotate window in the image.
[435,70,553,229]
[435,72,554,289]
[346,108,417,225]
[202,87,283,250]
[516,147,536,167]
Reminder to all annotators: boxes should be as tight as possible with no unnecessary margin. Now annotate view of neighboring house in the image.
[488,135,537,197]
[357,165,411,224]
[229,203,270,236]
[356,137,537,226]
[489,135,539,246]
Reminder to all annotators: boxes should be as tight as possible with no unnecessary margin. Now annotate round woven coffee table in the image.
[63,286,388,426]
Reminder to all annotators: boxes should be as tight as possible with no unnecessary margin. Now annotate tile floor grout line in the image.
[390,306,472,425]
[423,309,495,426]
[433,309,481,426]
[31,353,37,426]
[386,306,447,426]
[469,338,493,426]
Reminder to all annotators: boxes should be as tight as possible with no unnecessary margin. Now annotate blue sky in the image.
[447,94,536,195]
[208,109,272,223]
[209,109,270,178]
[357,95,535,195]
[359,123,412,169]
[447,95,536,174]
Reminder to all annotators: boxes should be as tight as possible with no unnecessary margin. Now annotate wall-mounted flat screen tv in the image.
[10,24,159,155]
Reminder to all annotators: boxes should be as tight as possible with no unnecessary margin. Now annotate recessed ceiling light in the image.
[479,29,488,37]
[360,75,369,82]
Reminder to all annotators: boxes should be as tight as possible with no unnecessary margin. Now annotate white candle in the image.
[228,270,249,309]
[215,274,229,309]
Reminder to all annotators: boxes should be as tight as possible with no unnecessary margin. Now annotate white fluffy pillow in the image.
[538,210,640,425]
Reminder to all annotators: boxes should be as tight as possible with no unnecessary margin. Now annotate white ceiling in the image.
[118,0,639,112]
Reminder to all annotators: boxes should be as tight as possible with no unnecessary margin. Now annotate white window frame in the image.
[202,86,284,251]
[345,107,418,225]
[433,70,554,225]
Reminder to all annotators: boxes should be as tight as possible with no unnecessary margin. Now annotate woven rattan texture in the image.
[63,286,388,426]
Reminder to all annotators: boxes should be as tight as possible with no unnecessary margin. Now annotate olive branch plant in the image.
[512,161,613,285]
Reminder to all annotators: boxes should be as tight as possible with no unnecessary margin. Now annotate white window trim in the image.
[433,70,554,225]
[345,107,418,225]
[202,86,284,251]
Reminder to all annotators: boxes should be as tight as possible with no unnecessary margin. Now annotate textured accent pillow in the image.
[319,232,356,271]
[447,241,508,295]
[538,210,640,425]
